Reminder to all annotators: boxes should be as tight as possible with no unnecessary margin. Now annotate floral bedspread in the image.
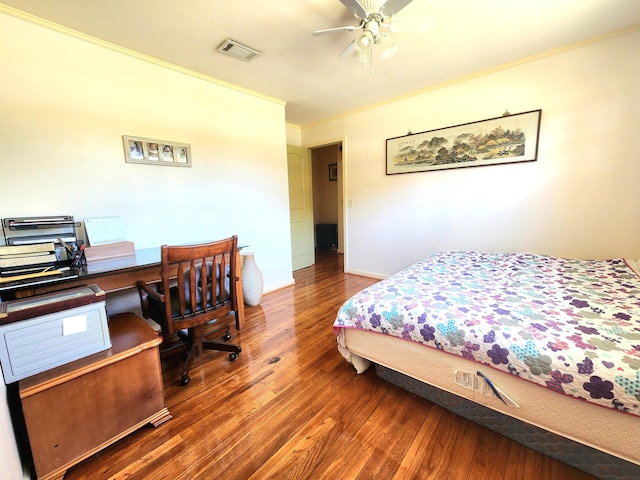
[334,252,640,416]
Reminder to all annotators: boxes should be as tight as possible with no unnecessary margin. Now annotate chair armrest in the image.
[136,280,164,319]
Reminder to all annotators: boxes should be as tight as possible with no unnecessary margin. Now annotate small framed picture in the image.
[146,142,159,161]
[128,139,144,160]
[161,144,174,162]
[123,136,191,167]
[175,146,189,164]
[328,163,337,181]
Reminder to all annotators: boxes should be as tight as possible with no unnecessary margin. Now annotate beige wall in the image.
[0,11,294,293]
[0,374,23,479]
[0,11,297,476]
[286,124,302,147]
[302,30,640,277]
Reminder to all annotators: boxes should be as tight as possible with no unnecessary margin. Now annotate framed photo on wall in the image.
[123,135,191,167]
[328,163,337,181]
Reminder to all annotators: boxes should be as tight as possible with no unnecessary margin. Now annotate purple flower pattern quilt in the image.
[334,252,640,416]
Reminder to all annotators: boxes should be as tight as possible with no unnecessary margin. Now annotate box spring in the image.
[343,328,640,480]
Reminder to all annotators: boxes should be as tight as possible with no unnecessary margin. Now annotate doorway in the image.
[287,141,344,271]
[310,143,343,256]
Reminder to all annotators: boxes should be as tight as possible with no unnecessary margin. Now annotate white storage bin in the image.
[0,285,110,383]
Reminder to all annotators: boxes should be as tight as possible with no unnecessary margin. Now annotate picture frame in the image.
[123,135,191,167]
[328,163,338,181]
[386,109,541,175]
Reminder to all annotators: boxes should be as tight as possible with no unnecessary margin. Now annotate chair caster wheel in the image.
[229,352,238,361]
[224,332,232,341]
[180,374,190,386]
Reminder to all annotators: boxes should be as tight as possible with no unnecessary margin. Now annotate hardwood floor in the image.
[64,251,595,480]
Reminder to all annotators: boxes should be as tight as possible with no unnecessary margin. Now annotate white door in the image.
[287,145,314,271]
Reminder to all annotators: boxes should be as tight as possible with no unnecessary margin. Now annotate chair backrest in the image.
[159,235,238,335]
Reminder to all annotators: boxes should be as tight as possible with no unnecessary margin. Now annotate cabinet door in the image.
[21,348,165,478]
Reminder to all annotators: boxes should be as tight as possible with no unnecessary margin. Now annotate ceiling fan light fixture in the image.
[364,18,380,36]
[355,30,374,53]
[315,0,430,69]
[377,33,398,59]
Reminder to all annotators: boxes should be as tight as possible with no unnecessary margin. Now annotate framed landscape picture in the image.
[386,110,541,175]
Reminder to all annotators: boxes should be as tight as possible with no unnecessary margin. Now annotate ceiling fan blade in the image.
[388,16,433,33]
[313,25,361,36]
[339,0,368,19]
[338,40,356,59]
[380,0,414,17]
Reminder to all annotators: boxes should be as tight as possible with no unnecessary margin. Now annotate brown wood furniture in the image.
[19,313,171,480]
[0,245,246,329]
[136,236,242,386]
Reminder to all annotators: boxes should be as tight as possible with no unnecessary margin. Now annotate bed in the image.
[333,251,640,480]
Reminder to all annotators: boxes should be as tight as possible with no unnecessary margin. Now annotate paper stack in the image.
[0,242,57,278]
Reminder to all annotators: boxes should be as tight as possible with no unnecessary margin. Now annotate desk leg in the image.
[234,251,245,330]
[235,278,245,330]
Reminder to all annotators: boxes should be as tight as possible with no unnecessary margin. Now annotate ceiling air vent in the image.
[216,39,262,62]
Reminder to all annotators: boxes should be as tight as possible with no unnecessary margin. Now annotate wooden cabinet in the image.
[19,313,171,480]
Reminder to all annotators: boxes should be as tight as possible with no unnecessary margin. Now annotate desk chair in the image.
[136,236,241,386]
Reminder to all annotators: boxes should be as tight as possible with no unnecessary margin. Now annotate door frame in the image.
[304,136,347,268]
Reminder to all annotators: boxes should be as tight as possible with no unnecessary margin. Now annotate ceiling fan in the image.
[313,0,432,69]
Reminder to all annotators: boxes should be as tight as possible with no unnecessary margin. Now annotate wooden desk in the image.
[2,246,246,329]
[19,313,171,480]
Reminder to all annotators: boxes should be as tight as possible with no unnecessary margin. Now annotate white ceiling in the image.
[3,0,640,126]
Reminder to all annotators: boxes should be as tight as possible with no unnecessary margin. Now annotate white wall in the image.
[0,11,294,293]
[286,124,302,147]
[0,11,295,476]
[302,30,640,277]
[0,372,24,480]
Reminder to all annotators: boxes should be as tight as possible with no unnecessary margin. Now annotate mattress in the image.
[334,252,640,416]
[340,327,640,477]
[334,251,640,478]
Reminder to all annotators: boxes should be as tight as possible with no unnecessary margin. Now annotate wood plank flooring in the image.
[64,251,595,480]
